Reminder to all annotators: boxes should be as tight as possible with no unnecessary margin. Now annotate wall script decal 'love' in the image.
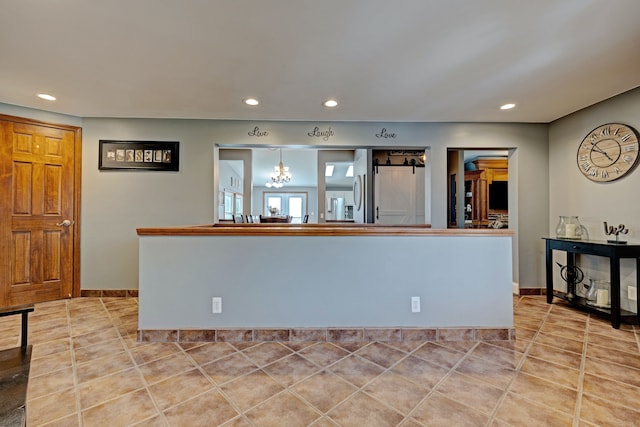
[375,128,397,139]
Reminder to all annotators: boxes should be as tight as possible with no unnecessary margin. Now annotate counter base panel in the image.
[139,234,514,332]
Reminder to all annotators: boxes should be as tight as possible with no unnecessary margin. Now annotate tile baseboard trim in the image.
[519,288,546,296]
[138,327,515,343]
[80,289,139,298]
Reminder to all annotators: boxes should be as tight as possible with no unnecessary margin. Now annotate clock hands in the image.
[589,141,614,162]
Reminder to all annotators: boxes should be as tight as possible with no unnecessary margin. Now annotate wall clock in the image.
[353,175,362,211]
[577,123,640,182]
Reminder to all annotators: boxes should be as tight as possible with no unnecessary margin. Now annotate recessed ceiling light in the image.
[323,99,338,108]
[325,164,335,177]
[37,93,56,101]
[500,103,516,110]
[243,98,259,106]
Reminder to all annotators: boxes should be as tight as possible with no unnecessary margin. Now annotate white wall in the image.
[0,106,549,291]
[218,161,243,194]
[419,124,548,288]
[219,149,252,216]
[81,118,218,290]
[218,160,243,219]
[549,87,640,312]
[139,234,514,329]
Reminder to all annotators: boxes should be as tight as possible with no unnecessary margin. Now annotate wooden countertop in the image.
[137,224,514,237]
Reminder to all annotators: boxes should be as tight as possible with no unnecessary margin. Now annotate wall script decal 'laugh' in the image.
[307,126,334,141]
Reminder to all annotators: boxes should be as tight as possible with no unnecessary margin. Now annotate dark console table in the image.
[544,237,640,329]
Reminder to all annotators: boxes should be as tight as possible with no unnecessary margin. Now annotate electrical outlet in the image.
[212,297,222,314]
[411,296,421,313]
[629,286,637,301]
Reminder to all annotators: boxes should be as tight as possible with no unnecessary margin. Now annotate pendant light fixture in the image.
[265,148,292,188]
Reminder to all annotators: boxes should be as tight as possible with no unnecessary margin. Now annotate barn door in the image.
[374,166,425,224]
[0,116,81,306]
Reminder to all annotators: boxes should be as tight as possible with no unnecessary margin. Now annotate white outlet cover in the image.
[411,296,421,313]
[212,297,222,314]
[629,286,637,301]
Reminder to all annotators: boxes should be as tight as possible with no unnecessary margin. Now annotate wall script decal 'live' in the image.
[375,128,397,139]
[308,126,334,141]
[248,126,269,137]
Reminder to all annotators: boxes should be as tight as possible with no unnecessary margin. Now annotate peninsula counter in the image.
[137,225,514,343]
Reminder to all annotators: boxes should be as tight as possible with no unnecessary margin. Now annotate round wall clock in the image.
[577,123,640,182]
[353,175,362,211]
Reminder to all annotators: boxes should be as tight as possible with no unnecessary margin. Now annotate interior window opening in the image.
[447,148,511,229]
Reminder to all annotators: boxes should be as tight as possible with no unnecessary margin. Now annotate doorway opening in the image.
[263,192,308,223]
[447,149,511,229]
[372,149,427,225]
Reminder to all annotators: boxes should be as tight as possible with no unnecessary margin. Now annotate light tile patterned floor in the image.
[0,296,639,426]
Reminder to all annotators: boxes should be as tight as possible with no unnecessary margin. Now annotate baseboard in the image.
[138,326,516,343]
[518,288,546,296]
[80,289,138,297]
[512,282,519,295]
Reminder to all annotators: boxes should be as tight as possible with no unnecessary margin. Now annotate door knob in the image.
[56,219,73,227]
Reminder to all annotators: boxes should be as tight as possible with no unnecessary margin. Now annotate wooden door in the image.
[374,166,425,224]
[0,116,81,306]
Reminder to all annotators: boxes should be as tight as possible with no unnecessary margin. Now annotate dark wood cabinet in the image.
[464,171,487,227]
[464,159,508,228]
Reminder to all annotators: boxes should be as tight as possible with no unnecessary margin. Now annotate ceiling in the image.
[1,1,639,123]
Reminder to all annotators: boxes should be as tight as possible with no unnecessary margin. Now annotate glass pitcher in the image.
[556,216,588,240]
[585,279,610,308]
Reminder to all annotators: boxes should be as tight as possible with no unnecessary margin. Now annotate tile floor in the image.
[0,296,639,426]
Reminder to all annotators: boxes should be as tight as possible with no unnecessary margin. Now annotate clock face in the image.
[577,123,640,182]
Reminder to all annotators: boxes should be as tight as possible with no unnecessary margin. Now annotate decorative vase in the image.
[585,279,610,308]
[556,216,588,240]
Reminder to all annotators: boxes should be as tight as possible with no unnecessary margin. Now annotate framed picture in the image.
[99,140,179,171]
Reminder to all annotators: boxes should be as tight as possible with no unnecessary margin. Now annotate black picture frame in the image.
[99,140,179,171]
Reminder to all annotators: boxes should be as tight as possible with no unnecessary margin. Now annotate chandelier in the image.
[265,148,292,188]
